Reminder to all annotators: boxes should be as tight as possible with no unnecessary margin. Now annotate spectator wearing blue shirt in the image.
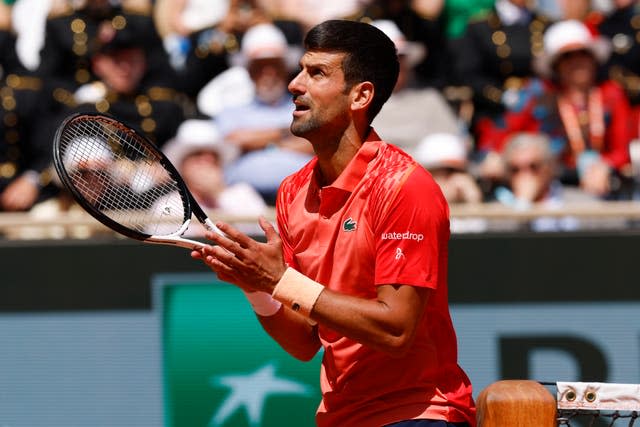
[214,22,313,204]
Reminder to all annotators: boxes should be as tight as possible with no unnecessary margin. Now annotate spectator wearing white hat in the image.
[370,20,465,153]
[147,119,267,237]
[477,19,634,200]
[206,22,312,205]
[414,132,483,204]
[161,119,266,218]
[62,136,116,207]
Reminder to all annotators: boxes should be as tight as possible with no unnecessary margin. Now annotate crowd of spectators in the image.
[1,0,640,232]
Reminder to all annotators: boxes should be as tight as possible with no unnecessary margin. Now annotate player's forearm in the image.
[243,289,320,360]
[310,288,422,358]
[272,268,428,357]
[257,308,321,361]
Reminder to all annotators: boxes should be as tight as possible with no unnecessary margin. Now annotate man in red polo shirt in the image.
[193,19,476,427]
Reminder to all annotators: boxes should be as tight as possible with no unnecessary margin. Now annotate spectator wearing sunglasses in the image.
[494,132,598,231]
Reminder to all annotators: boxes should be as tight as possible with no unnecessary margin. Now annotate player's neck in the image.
[315,132,363,186]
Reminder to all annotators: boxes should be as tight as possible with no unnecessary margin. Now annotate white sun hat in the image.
[63,136,114,173]
[413,133,468,171]
[534,19,611,78]
[232,22,302,70]
[163,119,238,167]
[371,19,426,67]
[241,23,288,61]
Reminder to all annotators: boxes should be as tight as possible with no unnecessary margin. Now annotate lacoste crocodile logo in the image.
[343,217,357,232]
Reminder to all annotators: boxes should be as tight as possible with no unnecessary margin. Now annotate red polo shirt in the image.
[276,131,476,427]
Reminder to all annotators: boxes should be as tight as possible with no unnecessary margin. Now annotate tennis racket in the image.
[52,112,223,250]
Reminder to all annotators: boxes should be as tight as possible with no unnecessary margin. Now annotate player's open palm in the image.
[192,217,288,293]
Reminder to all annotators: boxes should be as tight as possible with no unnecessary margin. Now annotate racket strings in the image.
[59,118,189,236]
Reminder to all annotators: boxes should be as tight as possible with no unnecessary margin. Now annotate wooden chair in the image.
[477,380,557,427]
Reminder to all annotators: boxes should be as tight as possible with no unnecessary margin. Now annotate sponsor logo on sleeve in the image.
[381,231,424,242]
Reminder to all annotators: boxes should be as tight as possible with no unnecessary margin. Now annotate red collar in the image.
[313,129,383,193]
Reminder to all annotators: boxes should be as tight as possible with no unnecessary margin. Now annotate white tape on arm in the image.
[243,291,282,317]
[272,267,324,318]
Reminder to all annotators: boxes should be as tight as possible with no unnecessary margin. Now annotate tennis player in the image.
[192,19,476,427]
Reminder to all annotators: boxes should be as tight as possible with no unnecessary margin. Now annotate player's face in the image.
[287,51,352,142]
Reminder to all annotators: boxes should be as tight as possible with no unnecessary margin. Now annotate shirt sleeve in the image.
[275,178,299,270]
[373,166,450,289]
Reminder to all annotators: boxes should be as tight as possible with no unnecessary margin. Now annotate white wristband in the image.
[272,267,324,318]
[243,291,282,317]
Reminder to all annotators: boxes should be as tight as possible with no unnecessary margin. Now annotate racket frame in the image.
[53,113,220,250]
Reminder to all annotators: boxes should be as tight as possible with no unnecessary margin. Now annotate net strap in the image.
[557,382,640,411]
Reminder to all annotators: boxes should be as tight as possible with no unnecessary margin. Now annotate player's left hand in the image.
[191,217,287,293]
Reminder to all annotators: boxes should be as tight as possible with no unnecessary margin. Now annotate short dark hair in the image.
[303,20,399,123]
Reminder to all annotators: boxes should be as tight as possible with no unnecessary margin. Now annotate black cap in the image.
[92,16,155,55]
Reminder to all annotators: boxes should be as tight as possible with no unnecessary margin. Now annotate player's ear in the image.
[350,81,374,113]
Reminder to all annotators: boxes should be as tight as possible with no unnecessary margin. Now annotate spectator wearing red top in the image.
[477,19,633,199]
[598,0,640,139]
[192,19,475,427]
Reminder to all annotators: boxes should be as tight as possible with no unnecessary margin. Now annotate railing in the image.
[1,201,640,240]
[449,201,640,233]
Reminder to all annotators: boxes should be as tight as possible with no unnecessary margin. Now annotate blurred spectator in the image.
[212,22,312,204]
[478,20,633,200]
[494,132,598,231]
[369,19,464,151]
[35,0,175,111]
[55,19,190,149]
[414,132,483,204]
[150,119,266,237]
[154,0,305,102]
[442,0,494,41]
[62,135,116,208]
[346,0,450,89]
[58,134,168,213]
[0,1,25,75]
[455,0,551,142]
[262,0,361,32]
[0,2,57,211]
[154,0,229,40]
[162,119,266,218]
[537,0,607,33]
[10,0,53,71]
[194,4,304,119]
[599,0,640,139]
[153,0,230,88]
[440,0,494,129]
[195,62,256,119]
[214,0,305,60]
[495,133,596,206]
[557,0,604,33]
